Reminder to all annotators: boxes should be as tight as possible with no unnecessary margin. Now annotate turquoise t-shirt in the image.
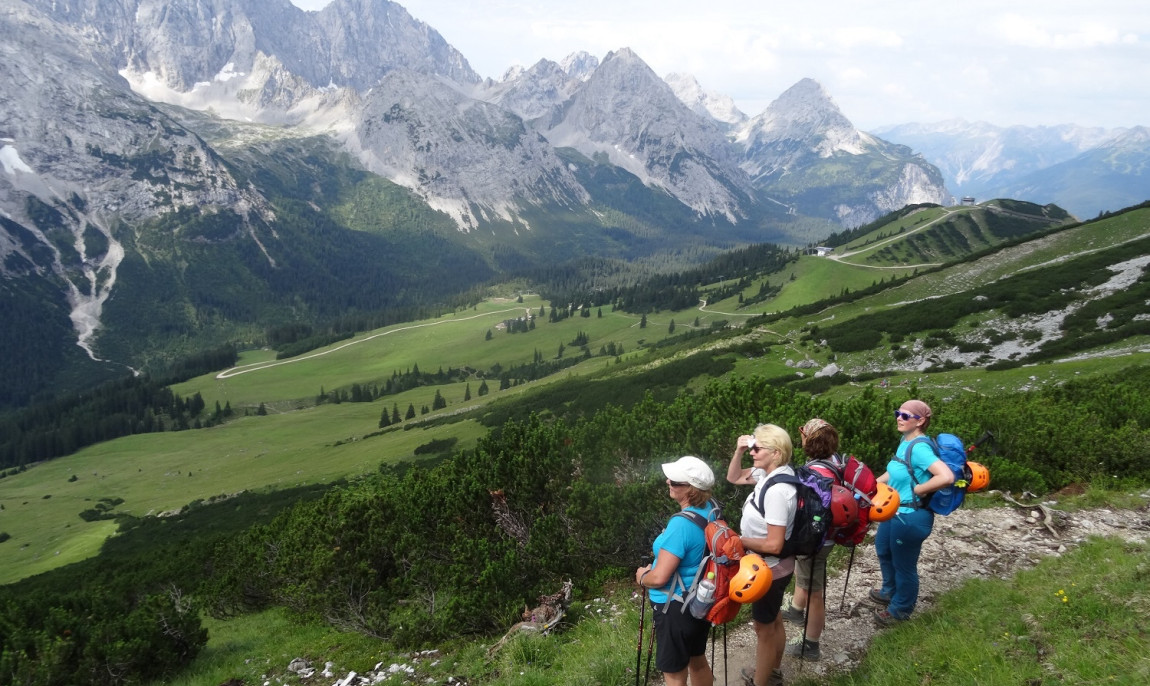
[887,438,940,514]
[648,503,714,604]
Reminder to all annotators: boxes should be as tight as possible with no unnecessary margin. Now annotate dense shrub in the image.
[200,367,1150,647]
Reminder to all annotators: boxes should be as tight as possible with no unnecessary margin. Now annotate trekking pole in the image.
[709,624,715,669]
[634,592,646,686]
[798,560,816,671]
[723,623,729,686]
[643,614,656,686]
[839,545,857,613]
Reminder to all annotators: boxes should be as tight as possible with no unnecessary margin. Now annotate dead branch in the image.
[488,580,573,656]
[997,491,1061,538]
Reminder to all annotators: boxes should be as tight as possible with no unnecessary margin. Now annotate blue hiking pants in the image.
[875,508,935,619]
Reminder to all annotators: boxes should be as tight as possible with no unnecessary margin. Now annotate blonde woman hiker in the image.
[727,424,797,686]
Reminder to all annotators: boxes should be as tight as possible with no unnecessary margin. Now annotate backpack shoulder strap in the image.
[673,498,722,528]
[673,509,708,530]
[897,436,938,507]
[808,458,844,482]
[756,473,799,517]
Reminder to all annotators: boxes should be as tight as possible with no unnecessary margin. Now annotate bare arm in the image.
[739,523,786,556]
[914,458,956,497]
[727,434,757,485]
[635,549,682,588]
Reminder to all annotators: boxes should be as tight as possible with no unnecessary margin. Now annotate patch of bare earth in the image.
[705,495,1150,685]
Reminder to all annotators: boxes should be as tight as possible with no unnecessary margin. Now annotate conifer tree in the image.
[405,403,416,420]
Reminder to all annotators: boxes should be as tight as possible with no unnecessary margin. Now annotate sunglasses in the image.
[667,480,689,488]
[894,411,922,421]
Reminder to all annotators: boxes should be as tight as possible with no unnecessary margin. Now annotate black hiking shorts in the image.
[652,599,710,673]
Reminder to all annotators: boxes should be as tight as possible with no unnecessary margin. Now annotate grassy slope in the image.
[2,208,1146,585]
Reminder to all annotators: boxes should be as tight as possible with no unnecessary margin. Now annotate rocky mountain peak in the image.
[559,51,599,81]
[740,77,864,154]
[541,47,753,221]
[475,58,580,122]
[664,72,747,128]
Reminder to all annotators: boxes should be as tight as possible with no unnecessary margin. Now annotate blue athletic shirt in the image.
[648,503,715,604]
[887,437,940,514]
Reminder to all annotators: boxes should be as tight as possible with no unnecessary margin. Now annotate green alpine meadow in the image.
[2,196,1148,685]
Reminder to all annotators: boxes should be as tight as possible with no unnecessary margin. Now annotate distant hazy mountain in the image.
[664,72,748,129]
[985,127,1150,219]
[560,51,600,81]
[475,59,584,125]
[873,119,1142,217]
[735,79,951,226]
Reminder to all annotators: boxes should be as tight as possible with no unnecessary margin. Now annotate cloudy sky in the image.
[289,0,1147,131]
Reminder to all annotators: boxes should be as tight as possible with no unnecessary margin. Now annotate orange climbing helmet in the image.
[966,461,990,493]
[729,553,773,604]
[869,482,901,522]
[830,484,860,528]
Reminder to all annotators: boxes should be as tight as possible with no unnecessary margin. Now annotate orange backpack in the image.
[669,501,746,625]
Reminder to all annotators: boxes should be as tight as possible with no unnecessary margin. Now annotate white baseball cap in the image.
[661,455,715,490]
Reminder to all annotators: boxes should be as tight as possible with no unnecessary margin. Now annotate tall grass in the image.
[814,536,1150,686]
[151,532,1148,686]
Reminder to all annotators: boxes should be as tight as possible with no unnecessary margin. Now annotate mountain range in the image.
[875,120,1149,219]
[0,0,1144,409]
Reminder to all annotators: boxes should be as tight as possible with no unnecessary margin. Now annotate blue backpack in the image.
[899,434,968,515]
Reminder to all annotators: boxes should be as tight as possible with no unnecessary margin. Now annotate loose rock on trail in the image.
[704,493,1150,685]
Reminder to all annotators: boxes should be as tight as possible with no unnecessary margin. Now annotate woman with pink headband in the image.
[870,399,954,625]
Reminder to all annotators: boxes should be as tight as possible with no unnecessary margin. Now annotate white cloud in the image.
[994,14,1138,49]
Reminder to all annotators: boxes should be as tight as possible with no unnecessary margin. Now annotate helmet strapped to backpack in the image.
[829,484,859,528]
[966,461,990,492]
[808,454,878,546]
[900,433,990,515]
[869,482,900,522]
[729,553,772,604]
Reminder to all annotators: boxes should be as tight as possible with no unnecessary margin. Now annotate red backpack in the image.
[669,501,746,625]
[808,454,878,546]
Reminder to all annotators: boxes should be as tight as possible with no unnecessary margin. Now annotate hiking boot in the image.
[740,667,785,686]
[873,607,905,627]
[779,601,805,623]
[785,637,821,660]
[867,588,891,605]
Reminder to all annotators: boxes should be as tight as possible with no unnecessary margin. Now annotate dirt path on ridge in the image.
[700,495,1150,685]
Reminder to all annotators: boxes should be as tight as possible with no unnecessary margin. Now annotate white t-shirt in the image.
[741,465,798,574]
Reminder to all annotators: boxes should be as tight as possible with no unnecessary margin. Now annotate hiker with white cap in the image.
[635,455,717,686]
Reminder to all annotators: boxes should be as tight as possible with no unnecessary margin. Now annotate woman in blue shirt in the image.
[871,400,954,625]
[635,455,717,686]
